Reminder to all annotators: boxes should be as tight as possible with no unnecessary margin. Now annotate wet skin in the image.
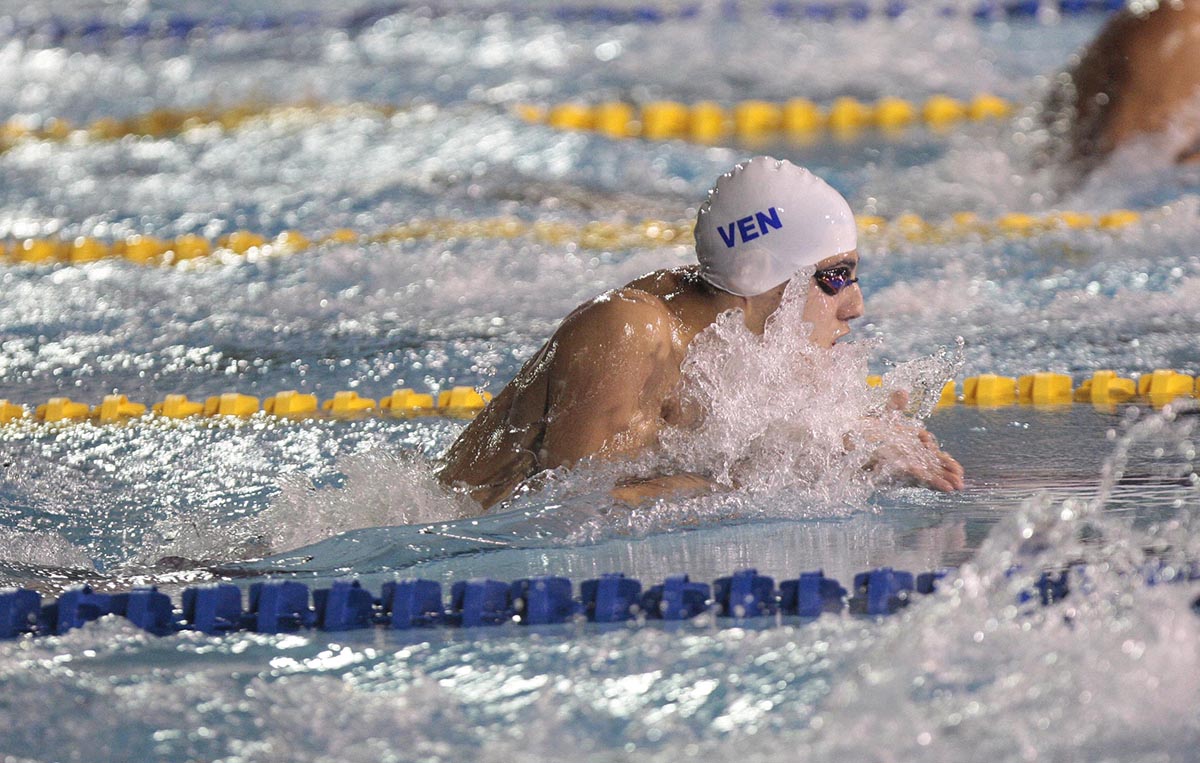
[1050,0,1200,175]
[437,252,964,511]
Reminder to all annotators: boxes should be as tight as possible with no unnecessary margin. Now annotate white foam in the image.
[257,449,478,552]
[142,449,477,558]
[0,529,96,572]
[657,274,959,501]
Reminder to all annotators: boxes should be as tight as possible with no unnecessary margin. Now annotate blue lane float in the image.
[780,570,846,617]
[850,567,915,615]
[449,579,512,627]
[381,579,443,629]
[314,580,376,631]
[581,573,642,623]
[4,13,321,46]
[511,576,576,625]
[2,563,1198,640]
[715,569,777,618]
[248,580,317,633]
[181,584,243,635]
[0,0,1126,47]
[643,575,710,620]
[0,589,41,638]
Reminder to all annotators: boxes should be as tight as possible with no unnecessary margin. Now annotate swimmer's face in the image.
[801,250,863,347]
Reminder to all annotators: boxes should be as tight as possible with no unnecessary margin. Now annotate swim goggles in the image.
[813,265,859,296]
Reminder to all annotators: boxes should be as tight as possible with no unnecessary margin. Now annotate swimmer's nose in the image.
[838,282,864,321]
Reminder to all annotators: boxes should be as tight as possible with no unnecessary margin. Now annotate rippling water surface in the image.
[1,2,1199,761]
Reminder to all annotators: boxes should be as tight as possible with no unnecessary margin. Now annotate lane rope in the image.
[934,370,1199,409]
[0,0,1124,49]
[0,369,1195,429]
[0,387,493,425]
[1,92,1015,156]
[0,101,399,154]
[518,93,1016,141]
[0,207,1151,268]
[8,561,1193,640]
[0,91,1011,154]
[538,0,1125,23]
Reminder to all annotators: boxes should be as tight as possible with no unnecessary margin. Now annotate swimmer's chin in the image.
[827,327,853,347]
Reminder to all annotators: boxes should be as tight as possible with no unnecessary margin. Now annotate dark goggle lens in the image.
[814,266,858,296]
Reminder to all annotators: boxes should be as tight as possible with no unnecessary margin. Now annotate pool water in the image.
[1,2,1199,761]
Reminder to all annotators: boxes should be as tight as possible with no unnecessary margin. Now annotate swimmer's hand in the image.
[863,391,965,492]
[891,427,965,492]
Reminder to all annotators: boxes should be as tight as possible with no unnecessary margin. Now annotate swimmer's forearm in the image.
[609,473,727,506]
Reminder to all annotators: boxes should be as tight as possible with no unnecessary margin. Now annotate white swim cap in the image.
[695,156,858,296]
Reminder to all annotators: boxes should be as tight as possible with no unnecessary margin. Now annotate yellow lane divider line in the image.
[0,207,1147,267]
[519,93,1015,142]
[920,369,1197,409]
[0,387,492,426]
[0,101,401,153]
[0,370,1195,429]
[1,93,1004,153]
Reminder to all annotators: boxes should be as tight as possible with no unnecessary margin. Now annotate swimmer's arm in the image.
[537,290,677,469]
[609,473,726,506]
[437,344,555,509]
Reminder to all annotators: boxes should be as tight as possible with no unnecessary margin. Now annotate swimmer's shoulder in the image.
[559,266,695,324]
[624,265,698,298]
[552,279,681,359]
[564,286,673,334]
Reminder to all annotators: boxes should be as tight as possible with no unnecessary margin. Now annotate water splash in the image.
[787,404,1200,763]
[455,275,969,546]
[0,530,96,572]
[658,273,959,501]
[257,449,478,552]
[144,449,477,560]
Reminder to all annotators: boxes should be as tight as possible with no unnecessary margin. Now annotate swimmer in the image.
[437,157,964,510]
[1043,0,1200,177]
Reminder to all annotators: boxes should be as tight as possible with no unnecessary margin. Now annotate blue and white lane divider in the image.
[2,565,1197,639]
[547,0,1126,22]
[1,0,1125,47]
[3,12,327,45]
